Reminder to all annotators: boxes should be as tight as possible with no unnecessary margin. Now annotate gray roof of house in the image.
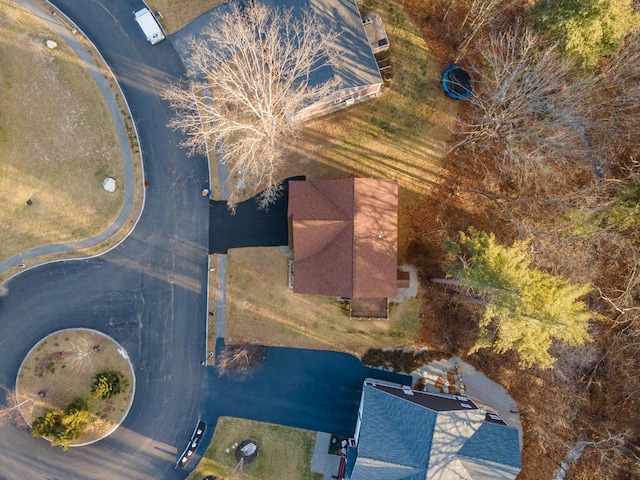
[260,0,382,90]
[375,384,479,412]
[352,385,435,479]
[457,422,522,469]
[348,382,522,480]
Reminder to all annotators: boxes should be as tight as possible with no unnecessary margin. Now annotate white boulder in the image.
[103,177,116,192]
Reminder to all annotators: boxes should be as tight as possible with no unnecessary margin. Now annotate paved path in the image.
[311,432,342,480]
[0,0,137,274]
[215,257,227,341]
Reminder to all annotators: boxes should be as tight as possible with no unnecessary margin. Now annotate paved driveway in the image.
[203,347,411,437]
[209,177,304,253]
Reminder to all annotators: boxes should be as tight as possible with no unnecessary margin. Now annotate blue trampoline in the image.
[442,64,473,99]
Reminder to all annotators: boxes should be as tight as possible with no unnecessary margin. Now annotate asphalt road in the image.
[0,1,210,478]
[0,2,412,479]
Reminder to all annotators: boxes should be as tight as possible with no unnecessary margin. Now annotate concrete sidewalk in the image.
[0,0,139,277]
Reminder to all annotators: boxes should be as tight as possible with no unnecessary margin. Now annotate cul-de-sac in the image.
[1,0,638,479]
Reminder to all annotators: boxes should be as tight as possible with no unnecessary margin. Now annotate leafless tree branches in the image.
[164,3,340,208]
[69,337,99,373]
[216,344,266,377]
[455,30,594,194]
[456,0,521,60]
[0,386,35,427]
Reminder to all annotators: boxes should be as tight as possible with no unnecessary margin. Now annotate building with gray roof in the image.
[172,0,383,121]
[345,379,522,480]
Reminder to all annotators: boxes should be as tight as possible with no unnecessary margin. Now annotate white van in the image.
[134,8,165,45]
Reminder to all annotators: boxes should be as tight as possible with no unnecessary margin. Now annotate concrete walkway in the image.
[416,356,523,447]
[311,432,341,480]
[0,0,139,276]
[215,255,227,343]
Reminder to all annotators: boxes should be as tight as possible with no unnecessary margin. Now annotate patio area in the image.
[311,432,342,480]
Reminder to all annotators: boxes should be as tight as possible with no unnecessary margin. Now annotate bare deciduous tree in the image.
[455,30,594,193]
[164,3,340,208]
[589,31,640,160]
[455,0,520,60]
[217,347,250,377]
[0,386,36,427]
[216,344,266,377]
[69,337,98,373]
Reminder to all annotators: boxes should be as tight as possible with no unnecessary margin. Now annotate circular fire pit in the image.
[235,439,259,464]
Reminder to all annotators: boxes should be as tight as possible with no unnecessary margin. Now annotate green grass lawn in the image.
[188,417,323,480]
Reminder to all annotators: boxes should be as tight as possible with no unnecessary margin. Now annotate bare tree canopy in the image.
[164,3,340,207]
[456,30,594,193]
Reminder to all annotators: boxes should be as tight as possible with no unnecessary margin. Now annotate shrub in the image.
[31,409,64,438]
[361,348,448,373]
[31,398,91,450]
[91,371,122,400]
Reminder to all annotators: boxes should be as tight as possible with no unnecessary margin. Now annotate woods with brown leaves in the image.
[400,0,640,478]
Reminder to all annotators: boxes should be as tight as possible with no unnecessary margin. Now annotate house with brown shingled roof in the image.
[287,178,398,317]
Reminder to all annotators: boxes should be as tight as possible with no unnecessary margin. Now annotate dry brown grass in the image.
[278,0,457,261]
[225,247,421,355]
[145,0,224,34]
[284,0,456,189]
[15,329,134,444]
[0,4,125,263]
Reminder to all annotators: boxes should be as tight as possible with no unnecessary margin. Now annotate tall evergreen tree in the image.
[530,0,640,69]
[31,399,91,450]
[434,227,597,368]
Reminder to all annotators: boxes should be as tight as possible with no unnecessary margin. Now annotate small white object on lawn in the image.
[241,443,257,456]
[103,177,116,192]
[46,40,58,49]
